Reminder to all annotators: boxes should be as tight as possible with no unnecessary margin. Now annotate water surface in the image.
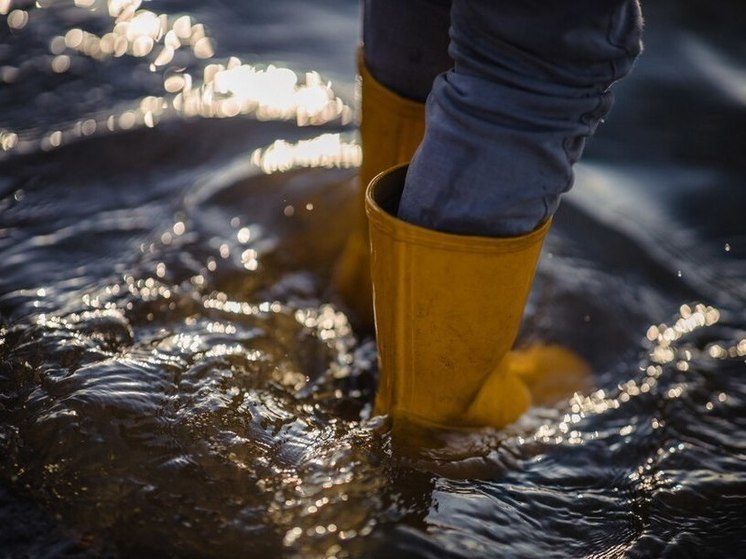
[1,1,745,557]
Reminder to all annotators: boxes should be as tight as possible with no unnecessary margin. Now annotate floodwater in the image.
[1,1,745,558]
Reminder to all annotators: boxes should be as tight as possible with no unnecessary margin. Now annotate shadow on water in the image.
[1,0,746,558]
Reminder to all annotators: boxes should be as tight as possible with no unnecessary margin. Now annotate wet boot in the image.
[366,165,590,429]
[333,55,425,329]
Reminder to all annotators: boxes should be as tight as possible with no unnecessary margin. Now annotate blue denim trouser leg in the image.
[363,0,643,236]
[362,0,452,103]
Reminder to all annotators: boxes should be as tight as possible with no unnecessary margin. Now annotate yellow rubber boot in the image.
[333,54,425,328]
[366,165,591,430]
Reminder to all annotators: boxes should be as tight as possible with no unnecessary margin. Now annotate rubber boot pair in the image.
[337,61,589,430]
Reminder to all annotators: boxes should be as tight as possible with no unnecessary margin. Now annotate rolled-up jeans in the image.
[363,0,643,237]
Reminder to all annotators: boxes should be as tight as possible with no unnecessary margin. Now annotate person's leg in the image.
[399,0,643,236]
[367,1,643,430]
[334,0,452,327]
[362,0,452,103]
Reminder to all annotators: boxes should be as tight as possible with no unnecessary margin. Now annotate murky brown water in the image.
[2,1,746,558]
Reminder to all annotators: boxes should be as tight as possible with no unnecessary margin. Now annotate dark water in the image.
[1,1,746,558]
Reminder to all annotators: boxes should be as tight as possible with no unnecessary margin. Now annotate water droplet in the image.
[51,55,71,73]
[49,35,66,55]
[237,227,251,243]
[193,37,214,59]
[153,46,174,67]
[131,35,154,57]
[49,130,62,147]
[65,28,84,49]
[0,130,18,151]
[173,15,192,40]
[164,74,185,93]
[7,9,28,30]
[118,111,137,130]
[0,66,19,83]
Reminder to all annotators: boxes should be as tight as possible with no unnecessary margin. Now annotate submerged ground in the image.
[1,1,745,557]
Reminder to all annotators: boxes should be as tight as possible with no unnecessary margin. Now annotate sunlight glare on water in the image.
[251,134,361,174]
[0,0,353,156]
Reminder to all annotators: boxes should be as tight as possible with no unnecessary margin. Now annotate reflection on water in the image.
[251,134,360,174]
[0,0,352,156]
[2,1,746,558]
